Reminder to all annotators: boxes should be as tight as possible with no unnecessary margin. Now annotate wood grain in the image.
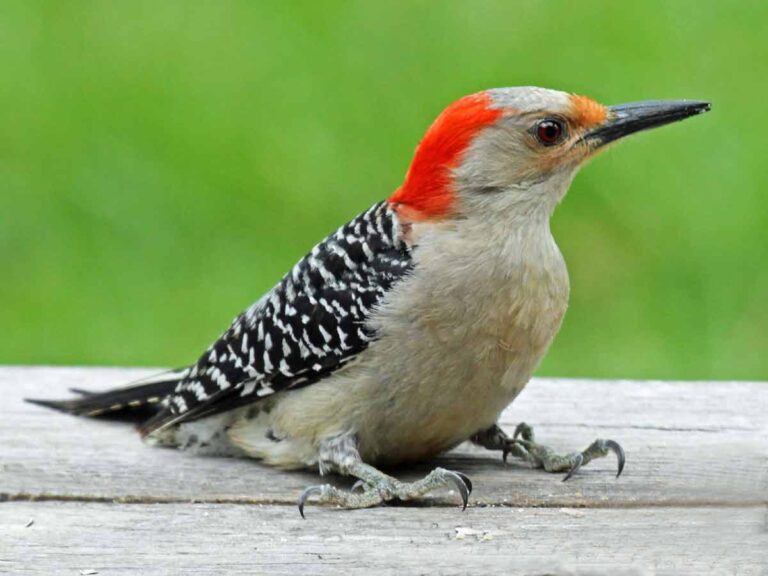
[1,502,765,576]
[2,367,766,506]
[1,367,766,575]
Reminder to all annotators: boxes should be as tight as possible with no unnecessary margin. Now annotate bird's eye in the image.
[535,119,566,146]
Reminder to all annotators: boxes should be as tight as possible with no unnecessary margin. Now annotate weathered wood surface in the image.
[1,366,767,575]
[3,367,766,506]
[3,503,765,576]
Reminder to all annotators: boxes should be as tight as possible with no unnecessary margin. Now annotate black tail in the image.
[25,368,189,423]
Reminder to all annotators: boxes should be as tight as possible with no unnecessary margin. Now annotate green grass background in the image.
[1,1,766,380]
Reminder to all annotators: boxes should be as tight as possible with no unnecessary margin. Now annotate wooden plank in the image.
[1,501,765,576]
[2,367,767,506]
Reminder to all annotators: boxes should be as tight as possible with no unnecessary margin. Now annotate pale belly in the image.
[224,284,566,468]
[220,221,569,469]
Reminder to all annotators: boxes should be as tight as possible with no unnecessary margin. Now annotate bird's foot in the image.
[504,422,625,481]
[298,466,472,518]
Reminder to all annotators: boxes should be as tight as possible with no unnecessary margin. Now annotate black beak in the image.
[585,100,711,147]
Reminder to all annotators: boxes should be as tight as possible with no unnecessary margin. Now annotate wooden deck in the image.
[2,366,766,575]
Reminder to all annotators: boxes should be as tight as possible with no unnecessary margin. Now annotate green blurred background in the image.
[1,1,766,380]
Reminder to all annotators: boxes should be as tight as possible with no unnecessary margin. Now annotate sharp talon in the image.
[351,479,365,493]
[297,485,325,519]
[444,470,471,510]
[604,439,626,478]
[563,453,583,482]
[454,471,473,496]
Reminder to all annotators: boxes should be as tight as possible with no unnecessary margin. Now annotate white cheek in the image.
[453,125,531,189]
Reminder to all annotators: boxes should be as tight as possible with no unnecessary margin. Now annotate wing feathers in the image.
[142,201,412,435]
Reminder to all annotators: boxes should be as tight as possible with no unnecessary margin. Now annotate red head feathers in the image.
[389,91,502,221]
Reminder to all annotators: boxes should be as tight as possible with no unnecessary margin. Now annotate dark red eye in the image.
[535,119,565,146]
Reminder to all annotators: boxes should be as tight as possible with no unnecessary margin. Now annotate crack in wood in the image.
[2,492,766,510]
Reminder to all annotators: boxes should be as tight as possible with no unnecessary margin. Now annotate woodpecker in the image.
[29,87,710,516]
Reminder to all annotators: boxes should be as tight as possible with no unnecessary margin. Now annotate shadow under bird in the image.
[29,87,711,517]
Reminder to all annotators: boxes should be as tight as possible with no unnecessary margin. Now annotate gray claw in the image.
[562,453,583,482]
[454,471,473,496]
[350,479,366,493]
[604,439,626,478]
[297,484,325,519]
[444,470,472,510]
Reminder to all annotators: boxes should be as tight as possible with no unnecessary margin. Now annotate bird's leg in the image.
[298,434,472,517]
[471,423,625,480]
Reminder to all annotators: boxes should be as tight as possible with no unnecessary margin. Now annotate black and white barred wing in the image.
[141,202,412,435]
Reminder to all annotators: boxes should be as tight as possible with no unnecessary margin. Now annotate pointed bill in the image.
[585,100,711,147]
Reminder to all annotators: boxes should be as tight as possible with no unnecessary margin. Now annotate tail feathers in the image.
[26,367,189,422]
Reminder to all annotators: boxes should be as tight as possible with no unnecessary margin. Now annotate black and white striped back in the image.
[140,201,413,434]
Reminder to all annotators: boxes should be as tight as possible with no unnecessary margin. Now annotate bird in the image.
[28,87,711,517]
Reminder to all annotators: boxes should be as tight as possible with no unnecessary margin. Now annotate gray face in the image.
[453,87,710,216]
[453,88,606,205]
